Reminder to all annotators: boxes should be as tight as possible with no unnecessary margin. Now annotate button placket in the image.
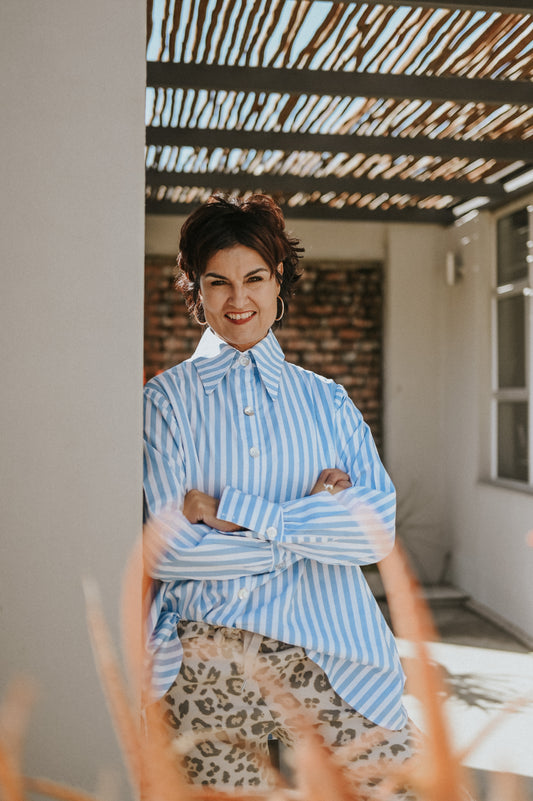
[240,355,261,469]
[240,356,255,418]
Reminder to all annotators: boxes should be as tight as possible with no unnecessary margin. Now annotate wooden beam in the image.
[147,62,533,107]
[314,0,533,13]
[145,168,504,199]
[146,125,533,163]
[145,198,454,225]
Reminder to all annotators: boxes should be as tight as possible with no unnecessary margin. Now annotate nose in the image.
[229,283,247,308]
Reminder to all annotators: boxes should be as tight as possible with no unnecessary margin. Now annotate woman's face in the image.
[199,244,282,351]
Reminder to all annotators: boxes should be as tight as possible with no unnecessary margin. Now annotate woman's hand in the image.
[310,468,352,496]
[183,489,242,532]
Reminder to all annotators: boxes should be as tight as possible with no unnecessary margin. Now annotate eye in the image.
[247,275,264,283]
[209,279,227,286]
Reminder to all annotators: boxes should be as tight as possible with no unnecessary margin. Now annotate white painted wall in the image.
[146,214,389,261]
[384,224,449,583]
[1,2,145,795]
[442,207,533,640]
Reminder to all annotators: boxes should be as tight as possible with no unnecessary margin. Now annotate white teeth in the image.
[226,312,254,320]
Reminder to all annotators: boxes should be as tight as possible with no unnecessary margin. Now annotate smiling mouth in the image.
[225,311,256,322]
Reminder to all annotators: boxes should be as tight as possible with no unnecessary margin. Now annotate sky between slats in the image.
[145,0,533,218]
[147,0,533,79]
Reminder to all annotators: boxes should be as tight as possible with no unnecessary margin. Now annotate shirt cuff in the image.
[217,487,282,540]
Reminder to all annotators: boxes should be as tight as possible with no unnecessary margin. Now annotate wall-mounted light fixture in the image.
[445,250,463,286]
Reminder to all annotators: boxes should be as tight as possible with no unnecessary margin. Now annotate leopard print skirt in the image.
[155,621,426,798]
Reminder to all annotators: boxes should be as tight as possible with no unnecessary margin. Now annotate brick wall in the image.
[144,258,383,451]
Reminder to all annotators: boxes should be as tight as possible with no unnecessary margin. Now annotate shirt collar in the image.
[191,327,285,400]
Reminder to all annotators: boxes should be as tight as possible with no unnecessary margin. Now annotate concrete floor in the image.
[384,593,533,800]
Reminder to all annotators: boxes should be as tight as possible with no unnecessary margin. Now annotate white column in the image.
[0,1,145,795]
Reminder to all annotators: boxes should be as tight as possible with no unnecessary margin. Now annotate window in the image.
[493,206,532,485]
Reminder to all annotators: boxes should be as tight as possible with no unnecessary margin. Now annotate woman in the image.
[143,194,417,797]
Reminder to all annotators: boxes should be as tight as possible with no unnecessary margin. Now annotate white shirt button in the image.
[266,526,277,537]
[249,446,260,458]
[243,406,255,416]
[237,588,248,600]
[239,355,250,366]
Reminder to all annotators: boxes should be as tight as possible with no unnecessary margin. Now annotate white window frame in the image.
[491,202,533,489]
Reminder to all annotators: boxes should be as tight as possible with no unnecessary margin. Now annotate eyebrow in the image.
[204,267,270,280]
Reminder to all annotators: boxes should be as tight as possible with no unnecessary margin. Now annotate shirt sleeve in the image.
[143,383,275,580]
[216,388,396,566]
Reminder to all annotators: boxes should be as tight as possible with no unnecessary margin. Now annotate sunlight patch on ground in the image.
[397,639,533,779]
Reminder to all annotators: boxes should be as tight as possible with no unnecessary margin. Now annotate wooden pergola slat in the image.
[146,125,533,163]
[145,167,505,199]
[147,62,533,107]
[312,0,533,13]
[145,2,533,221]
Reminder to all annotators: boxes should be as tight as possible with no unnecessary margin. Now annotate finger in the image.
[317,468,340,485]
[324,468,348,479]
[324,472,351,494]
[333,476,351,488]
[312,469,350,495]
[329,480,351,495]
[322,469,350,488]
[331,469,350,482]
[216,521,242,533]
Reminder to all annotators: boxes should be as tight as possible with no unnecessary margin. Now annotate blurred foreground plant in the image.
[0,528,529,801]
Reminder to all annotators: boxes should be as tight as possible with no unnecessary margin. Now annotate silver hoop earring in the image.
[193,303,208,326]
[275,296,285,322]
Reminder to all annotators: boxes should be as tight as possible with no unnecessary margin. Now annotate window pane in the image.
[497,209,529,285]
[498,401,528,482]
[497,295,526,388]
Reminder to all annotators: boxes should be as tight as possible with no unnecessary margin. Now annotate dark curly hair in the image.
[176,194,304,327]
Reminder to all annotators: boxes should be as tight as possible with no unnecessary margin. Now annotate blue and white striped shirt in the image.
[143,328,407,730]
